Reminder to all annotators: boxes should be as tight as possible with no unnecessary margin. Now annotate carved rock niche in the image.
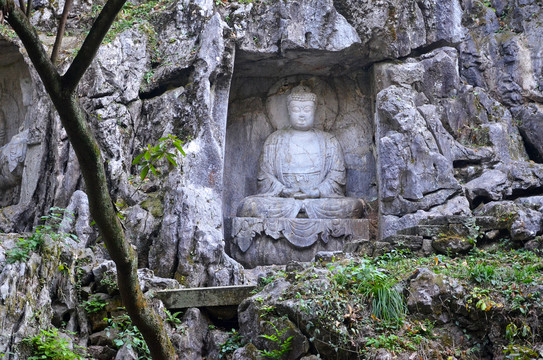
[0,40,32,207]
[224,74,377,268]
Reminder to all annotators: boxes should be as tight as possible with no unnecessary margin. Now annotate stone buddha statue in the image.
[237,85,364,219]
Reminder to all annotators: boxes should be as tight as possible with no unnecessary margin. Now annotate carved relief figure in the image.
[0,113,6,146]
[237,85,364,219]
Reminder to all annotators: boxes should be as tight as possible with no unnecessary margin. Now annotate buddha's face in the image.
[287,100,316,131]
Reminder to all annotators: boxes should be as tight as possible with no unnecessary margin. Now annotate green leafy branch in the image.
[132,134,185,181]
[258,320,293,359]
[105,311,150,358]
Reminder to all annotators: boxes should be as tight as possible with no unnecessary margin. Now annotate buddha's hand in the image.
[292,188,319,199]
[280,187,299,198]
[302,188,320,199]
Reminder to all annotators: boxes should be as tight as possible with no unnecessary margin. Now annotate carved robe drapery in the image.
[256,128,346,197]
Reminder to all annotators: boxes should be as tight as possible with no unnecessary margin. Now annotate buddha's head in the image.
[287,85,317,131]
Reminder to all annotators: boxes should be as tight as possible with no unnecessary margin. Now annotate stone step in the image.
[420,216,476,226]
[155,285,256,310]
[475,216,510,231]
[383,234,423,250]
[398,225,445,237]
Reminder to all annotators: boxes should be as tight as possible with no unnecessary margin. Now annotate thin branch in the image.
[0,0,62,96]
[25,0,31,18]
[51,0,73,63]
[62,0,126,91]
[17,0,24,15]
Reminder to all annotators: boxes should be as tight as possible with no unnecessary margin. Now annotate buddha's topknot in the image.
[287,85,317,104]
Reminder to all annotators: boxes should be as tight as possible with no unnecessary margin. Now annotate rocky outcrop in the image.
[228,255,543,359]
[0,234,88,358]
[2,0,543,356]
[1,0,542,282]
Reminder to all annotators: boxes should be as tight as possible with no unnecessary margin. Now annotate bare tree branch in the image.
[0,0,62,96]
[51,0,73,63]
[17,0,25,15]
[25,0,31,18]
[62,0,125,91]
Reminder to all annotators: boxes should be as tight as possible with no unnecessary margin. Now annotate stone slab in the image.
[384,234,423,251]
[155,285,256,309]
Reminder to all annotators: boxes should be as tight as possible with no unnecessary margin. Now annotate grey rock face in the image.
[0,131,27,193]
[374,39,542,237]
[232,0,360,77]
[170,308,210,360]
[459,0,543,107]
[335,0,463,61]
[204,329,231,360]
[58,190,94,248]
[115,344,138,360]
[513,103,543,163]
[1,0,542,280]
[375,67,461,216]
[464,169,509,206]
[231,344,260,360]
[474,201,543,241]
[0,235,87,359]
[0,41,32,209]
[238,280,309,359]
[407,268,465,324]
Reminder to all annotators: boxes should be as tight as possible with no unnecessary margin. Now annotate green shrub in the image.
[329,260,406,323]
[6,207,77,264]
[5,236,42,264]
[259,320,293,360]
[219,329,245,359]
[105,311,150,359]
[23,328,85,360]
[81,294,108,314]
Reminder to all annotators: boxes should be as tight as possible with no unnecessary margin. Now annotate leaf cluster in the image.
[81,294,108,314]
[23,328,85,360]
[132,134,185,181]
[258,320,293,359]
[163,309,183,329]
[5,207,77,264]
[218,329,245,359]
[106,311,150,359]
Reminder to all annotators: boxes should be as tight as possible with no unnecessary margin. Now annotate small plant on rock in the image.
[105,311,150,359]
[218,329,245,359]
[329,260,406,323]
[258,320,293,360]
[23,328,86,360]
[81,294,108,314]
[163,309,183,329]
[6,207,77,264]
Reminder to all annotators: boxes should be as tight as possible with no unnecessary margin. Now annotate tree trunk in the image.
[0,0,176,358]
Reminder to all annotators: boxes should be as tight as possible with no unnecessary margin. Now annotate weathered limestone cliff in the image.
[1,0,543,358]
